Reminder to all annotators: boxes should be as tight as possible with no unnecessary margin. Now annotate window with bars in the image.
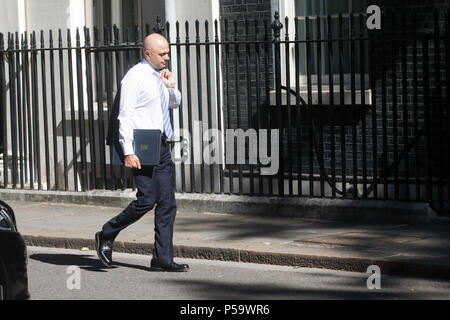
[93,0,143,41]
[295,0,369,84]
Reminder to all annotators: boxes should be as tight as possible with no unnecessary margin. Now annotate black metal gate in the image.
[0,10,449,215]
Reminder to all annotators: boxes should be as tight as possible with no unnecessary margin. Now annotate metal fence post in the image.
[272,12,284,196]
[40,30,50,190]
[75,28,88,191]
[31,31,41,190]
[8,33,18,189]
[446,9,450,204]
[0,33,7,188]
[85,27,97,190]
[153,16,165,35]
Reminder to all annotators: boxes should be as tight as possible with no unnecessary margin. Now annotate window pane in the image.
[296,0,321,16]
[122,0,141,40]
[324,0,349,14]
[295,0,368,77]
[351,0,367,13]
[103,0,112,28]
[296,0,368,16]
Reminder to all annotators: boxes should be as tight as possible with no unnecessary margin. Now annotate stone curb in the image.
[1,189,436,224]
[23,235,450,281]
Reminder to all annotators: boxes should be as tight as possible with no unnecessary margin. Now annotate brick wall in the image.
[218,0,449,199]
[366,2,449,196]
[219,0,274,134]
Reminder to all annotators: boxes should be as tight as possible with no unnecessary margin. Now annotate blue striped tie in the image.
[158,77,173,139]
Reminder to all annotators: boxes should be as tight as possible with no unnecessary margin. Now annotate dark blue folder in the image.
[133,129,162,165]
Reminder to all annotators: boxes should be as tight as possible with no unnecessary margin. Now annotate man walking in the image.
[95,33,189,272]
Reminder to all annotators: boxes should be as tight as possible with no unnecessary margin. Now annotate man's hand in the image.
[124,154,141,170]
[160,69,175,88]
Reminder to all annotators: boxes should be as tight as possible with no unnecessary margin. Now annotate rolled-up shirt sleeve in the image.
[168,87,181,109]
[118,77,140,156]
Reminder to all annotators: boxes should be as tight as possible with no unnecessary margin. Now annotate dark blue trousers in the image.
[102,142,176,262]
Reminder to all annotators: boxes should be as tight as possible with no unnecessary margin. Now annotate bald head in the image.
[143,33,170,71]
[143,33,168,52]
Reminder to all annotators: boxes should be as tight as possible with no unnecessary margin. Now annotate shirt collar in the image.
[142,59,160,77]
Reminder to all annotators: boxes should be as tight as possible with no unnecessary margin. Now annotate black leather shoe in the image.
[95,231,113,268]
[150,258,190,272]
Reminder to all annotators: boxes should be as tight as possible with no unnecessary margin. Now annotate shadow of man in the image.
[29,253,149,272]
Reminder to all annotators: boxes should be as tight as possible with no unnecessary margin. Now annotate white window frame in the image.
[279,0,371,106]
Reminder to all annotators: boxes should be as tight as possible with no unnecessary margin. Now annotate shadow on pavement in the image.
[28,253,150,272]
[163,278,404,300]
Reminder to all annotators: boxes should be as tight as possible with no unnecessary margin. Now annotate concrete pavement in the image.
[4,193,450,281]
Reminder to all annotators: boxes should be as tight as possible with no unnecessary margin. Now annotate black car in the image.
[0,200,29,300]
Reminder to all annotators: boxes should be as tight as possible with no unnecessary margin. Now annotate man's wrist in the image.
[122,143,134,156]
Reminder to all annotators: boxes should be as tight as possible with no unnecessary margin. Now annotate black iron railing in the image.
[0,10,449,215]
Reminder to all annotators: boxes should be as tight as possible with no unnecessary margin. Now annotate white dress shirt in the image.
[118,59,181,156]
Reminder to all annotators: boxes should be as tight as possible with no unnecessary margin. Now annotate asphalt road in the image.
[26,246,450,300]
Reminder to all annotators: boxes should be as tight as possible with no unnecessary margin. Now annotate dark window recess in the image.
[295,0,368,76]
